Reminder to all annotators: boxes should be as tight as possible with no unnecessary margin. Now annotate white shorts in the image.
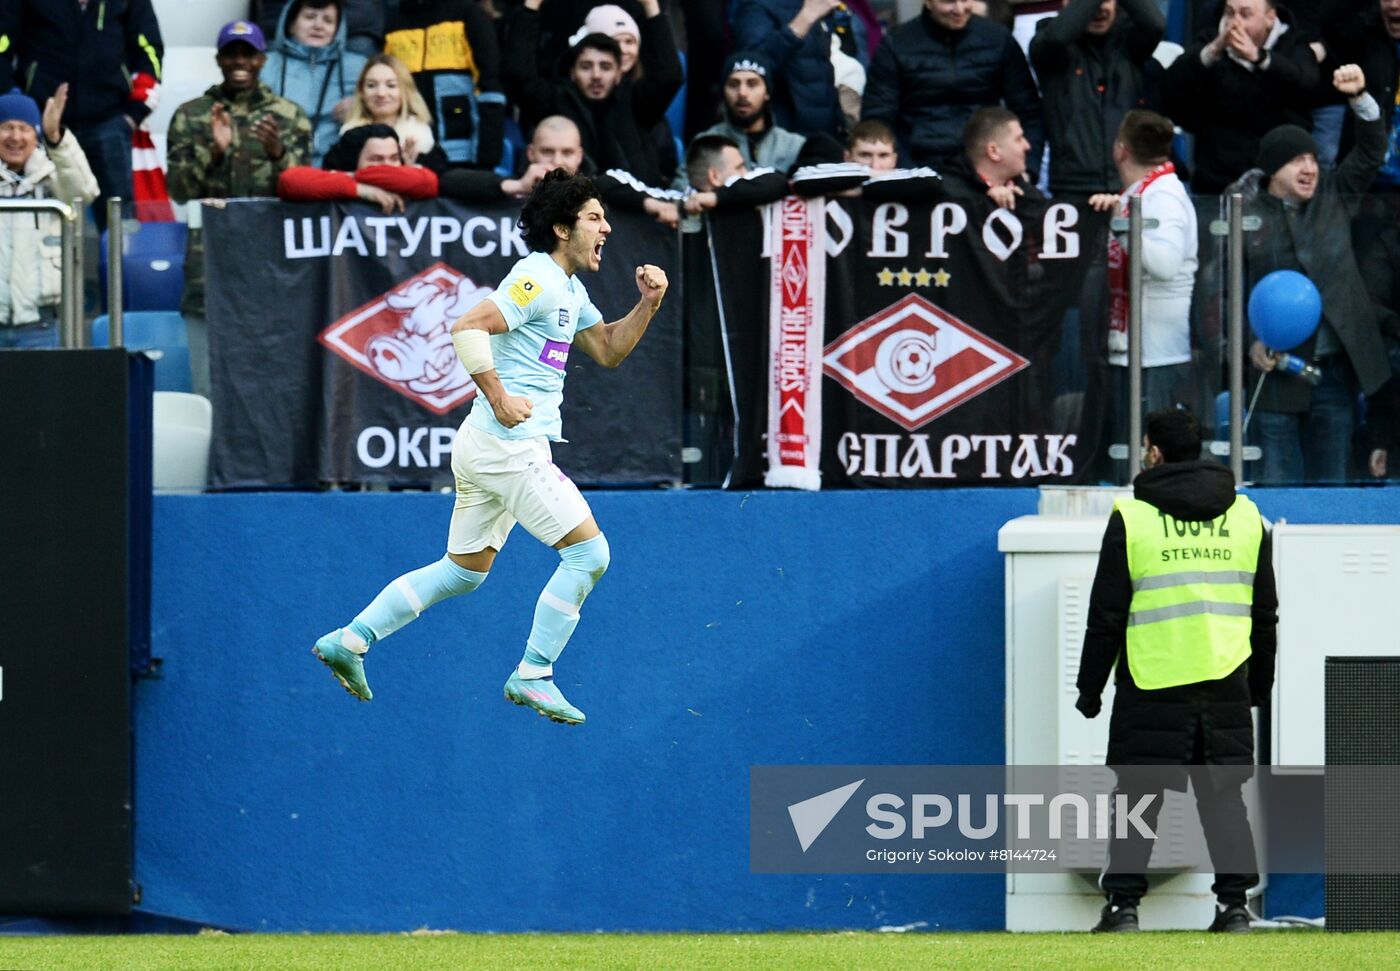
[447,422,593,554]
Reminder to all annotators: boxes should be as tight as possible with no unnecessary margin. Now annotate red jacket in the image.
[277,164,439,201]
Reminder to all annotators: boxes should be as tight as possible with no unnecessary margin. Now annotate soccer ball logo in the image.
[823,294,1030,431]
[875,329,938,394]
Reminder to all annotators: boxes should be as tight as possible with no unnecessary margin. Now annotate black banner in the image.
[713,195,1109,487]
[204,199,682,488]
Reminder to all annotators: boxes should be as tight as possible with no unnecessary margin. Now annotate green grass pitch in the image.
[1,930,1397,970]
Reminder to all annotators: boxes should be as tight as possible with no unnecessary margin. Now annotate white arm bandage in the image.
[452,328,495,374]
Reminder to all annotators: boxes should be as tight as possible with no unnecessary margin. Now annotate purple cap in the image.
[217,20,266,53]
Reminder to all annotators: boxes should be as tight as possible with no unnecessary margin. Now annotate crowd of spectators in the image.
[2,0,1400,483]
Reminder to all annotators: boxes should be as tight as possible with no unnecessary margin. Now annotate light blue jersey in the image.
[467,250,604,441]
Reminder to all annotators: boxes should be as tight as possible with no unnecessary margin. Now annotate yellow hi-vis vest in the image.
[1116,493,1262,690]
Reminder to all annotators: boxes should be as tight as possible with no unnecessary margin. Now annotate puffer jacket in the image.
[385,0,505,170]
[263,0,369,165]
[0,130,100,325]
[861,9,1043,172]
[732,0,869,137]
[1077,460,1278,768]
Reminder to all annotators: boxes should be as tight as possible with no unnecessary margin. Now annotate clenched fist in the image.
[636,264,668,308]
[1333,63,1366,96]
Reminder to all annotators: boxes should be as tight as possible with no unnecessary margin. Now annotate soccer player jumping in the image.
[313,170,668,724]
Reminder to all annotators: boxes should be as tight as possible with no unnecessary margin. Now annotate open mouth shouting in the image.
[1384,1,1400,39]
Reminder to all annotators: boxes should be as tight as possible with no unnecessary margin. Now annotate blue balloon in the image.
[1248,269,1322,351]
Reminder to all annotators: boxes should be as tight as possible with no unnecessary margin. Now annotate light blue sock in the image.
[521,534,610,672]
[350,556,487,645]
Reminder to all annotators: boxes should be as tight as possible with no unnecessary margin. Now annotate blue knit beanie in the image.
[0,89,41,131]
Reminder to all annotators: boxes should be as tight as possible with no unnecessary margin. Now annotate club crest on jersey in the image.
[508,274,541,307]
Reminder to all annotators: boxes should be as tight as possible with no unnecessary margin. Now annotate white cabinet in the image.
[1000,511,1248,931]
[1272,525,1400,768]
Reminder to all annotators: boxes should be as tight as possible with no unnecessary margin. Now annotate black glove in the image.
[1075,693,1102,719]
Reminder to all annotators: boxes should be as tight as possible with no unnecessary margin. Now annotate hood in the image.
[1223,7,1290,70]
[1222,165,1266,202]
[274,0,348,60]
[1133,460,1237,521]
[940,153,989,189]
[0,145,54,192]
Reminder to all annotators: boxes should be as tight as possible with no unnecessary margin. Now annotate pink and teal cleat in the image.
[504,671,585,725]
[312,630,372,701]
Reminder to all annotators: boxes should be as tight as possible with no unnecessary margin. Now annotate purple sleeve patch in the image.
[539,339,570,370]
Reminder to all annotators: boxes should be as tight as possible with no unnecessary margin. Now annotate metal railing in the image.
[1226,192,1245,482]
[106,197,124,347]
[0,196,128,348]
[1113,192,1257,482]
[0,197,81,345]
[1126,193,1145,475]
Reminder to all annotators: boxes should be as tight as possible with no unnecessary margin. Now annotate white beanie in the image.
[583,4,640,40]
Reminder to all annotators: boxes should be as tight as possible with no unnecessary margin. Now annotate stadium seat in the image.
[496,135,515,180]
[91,312,193,393]
[152,391,212,492]
[667,51,687,146]
[99,221,188,313]
[151,0,247,48]
[499,116,527,178]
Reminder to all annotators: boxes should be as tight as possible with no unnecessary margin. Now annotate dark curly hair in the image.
[568,32,622,72]
[518,169,602,253]
[1145,407,1202,464]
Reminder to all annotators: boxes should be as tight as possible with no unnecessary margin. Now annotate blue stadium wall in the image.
[138,487,1398,931]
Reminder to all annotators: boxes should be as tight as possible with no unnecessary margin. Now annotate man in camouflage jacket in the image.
[166,20,311,395]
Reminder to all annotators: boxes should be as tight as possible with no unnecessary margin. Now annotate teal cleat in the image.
[504,671,585,725]
[312,630,372,701]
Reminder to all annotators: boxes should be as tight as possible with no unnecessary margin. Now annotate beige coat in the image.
[0,130,100,325]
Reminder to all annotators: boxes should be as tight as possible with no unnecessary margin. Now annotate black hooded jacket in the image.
[501,4,681,187]
[1159,4,1319,193]
[861,10,1044,173]
[1078,461,1279,765]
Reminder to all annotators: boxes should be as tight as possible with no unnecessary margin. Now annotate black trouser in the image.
[1101,731,1259,906]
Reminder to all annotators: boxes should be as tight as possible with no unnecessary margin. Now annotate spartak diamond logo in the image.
[319,263,492,415]
[781,244,808,306]
[822,293,1029,431]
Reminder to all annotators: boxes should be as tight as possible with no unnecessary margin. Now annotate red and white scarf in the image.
[765,195,826,490]
[1107,161,1173,353]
